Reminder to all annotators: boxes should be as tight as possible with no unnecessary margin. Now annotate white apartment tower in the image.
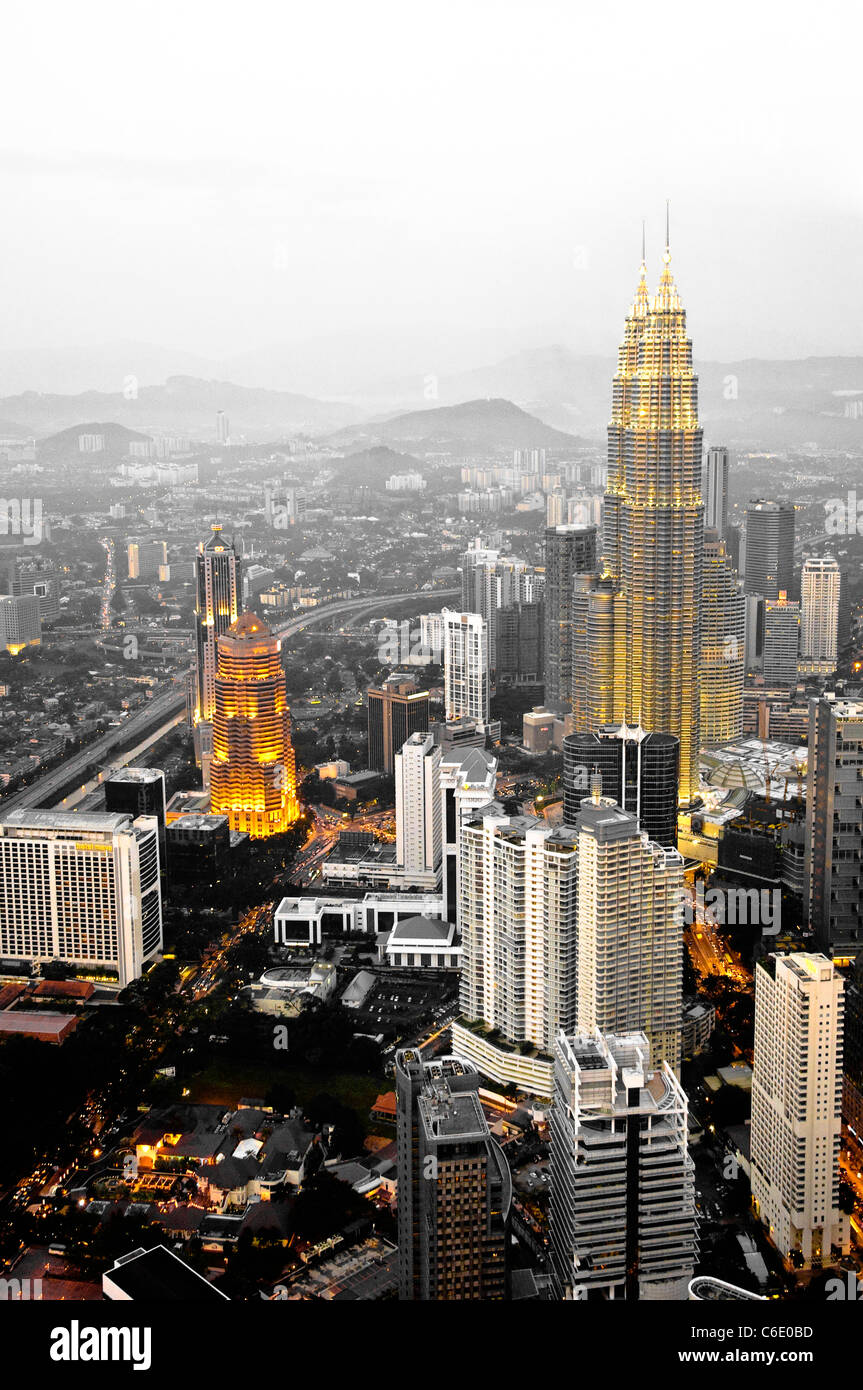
[800,556,840,673]
[0,810,162,987]
[452,810,579,1093]
[549,1030,697,1300]
[575,796,684,1072]
[438,745,497,923]
[395,732,442,888]
[750,953,849,1267]
[442,609,489,725]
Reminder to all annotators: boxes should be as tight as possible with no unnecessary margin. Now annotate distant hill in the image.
[327,444,425,489]
[38,421,151,460]
[0,376,366,442]
[378,347,863,448]
[327,397,582,455]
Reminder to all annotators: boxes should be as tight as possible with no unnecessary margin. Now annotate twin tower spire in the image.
[632,204,680,317]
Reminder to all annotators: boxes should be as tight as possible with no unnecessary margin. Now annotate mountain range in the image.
[1,343,862,450]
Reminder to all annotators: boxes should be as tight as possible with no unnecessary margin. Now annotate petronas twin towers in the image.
[576,238,704,806]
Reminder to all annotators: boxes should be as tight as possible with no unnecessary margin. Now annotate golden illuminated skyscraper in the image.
[602,234,704,806]
[210,611,299,838]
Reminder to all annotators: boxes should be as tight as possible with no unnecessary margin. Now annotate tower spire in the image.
[665,198,670,252]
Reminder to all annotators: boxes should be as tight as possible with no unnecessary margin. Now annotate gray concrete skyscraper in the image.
[700,529,745,744]
[743,499,795,601]
[193,524,242,779]
[806,697,863,959]
[703,445,730,536]
[543,523,597,709]
[396,1050,510,1301]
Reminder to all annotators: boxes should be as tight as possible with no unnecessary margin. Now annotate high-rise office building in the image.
[395,732,442,888]
[750,953,849,1267]
[442,609,489,726]
[0,809,162,987]
[210,612,298,838]
[744,594,765,673]
[805,697,863,959]
[193,524,242,778]
[9,557,60,625]
[496,601,544,684]
[366,674,429,774]
[800,556,840,673]
[574,795,683,1071]
[460,541,537,680]
[703,445,730,536]
[700,529,745,744]
[127,538,168,581]
[549,1030,697,1300]
[419,611,445,664]
[547,487,567,527]
[543,524,597,709]
[104,768,167,872]
[439,744,497,923]
[600,245,704,805]
[762,594,800,687]
[569,571,620,731]
[396,1050,511,1301]
[743,500,795,601]
[216,410,230,444]
[0,593,41,653]
[562,725,679,847]
[843,957,863,1142]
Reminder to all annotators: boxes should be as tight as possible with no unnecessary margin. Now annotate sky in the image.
[1,0,862,391]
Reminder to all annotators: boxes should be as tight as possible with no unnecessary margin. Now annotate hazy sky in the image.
[2,0,862,388]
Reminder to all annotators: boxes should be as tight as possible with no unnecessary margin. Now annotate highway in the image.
[0,586,455,815]
[0,687,189,814]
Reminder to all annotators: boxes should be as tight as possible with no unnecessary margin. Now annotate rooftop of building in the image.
[388,915,454,944]
[418,1083,488,1143]
[0,809,132,833]
[106,767,164,784]
[104,1244,230,1301]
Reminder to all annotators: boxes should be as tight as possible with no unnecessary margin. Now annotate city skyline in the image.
[0,2,860,1332]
